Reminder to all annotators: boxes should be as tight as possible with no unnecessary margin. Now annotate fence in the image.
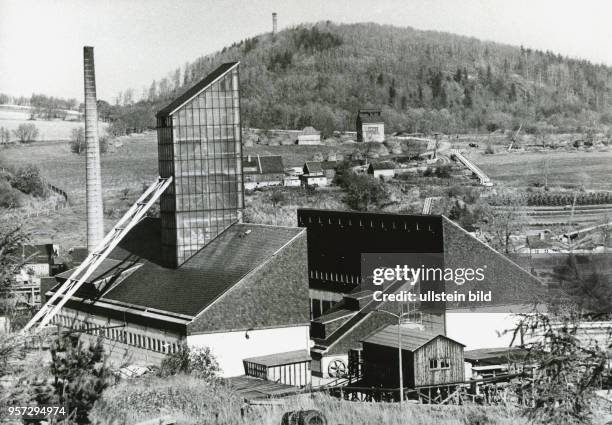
[0,167,70,219]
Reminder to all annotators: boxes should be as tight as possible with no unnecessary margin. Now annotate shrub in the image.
[37,336,112,425]
[9,166,47,197]
[12,123,39,143]
[0,180,20,208]
[70,128,109,155]
[159,342,220,380]
[69,127,86,154]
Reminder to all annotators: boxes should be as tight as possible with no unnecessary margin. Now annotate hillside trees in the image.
[108,22,612,135]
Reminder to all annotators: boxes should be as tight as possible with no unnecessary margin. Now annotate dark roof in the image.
[156,62,239,118]
[258,155,284,174]
[56,258,126,284]
[304,162,323,173]
[21,244,56,264]
[243,350,311,367]
[358,109,383,124]
[362,325,463,351]
[60,219,302,317]
[69,246,88,264]
[369,161,396,171]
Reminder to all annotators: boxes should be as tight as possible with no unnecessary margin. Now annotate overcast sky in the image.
[1,0,611,102]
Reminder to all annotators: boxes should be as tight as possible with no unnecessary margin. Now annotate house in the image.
[297,127,321,145]
[300,162,329,188]
[367,161,396,180]
[303,161,337,180]
[356,109,385,143]
[243,155,285,190]
[48,63,311,380]
[361,325,465,388]
[12,243,59,307]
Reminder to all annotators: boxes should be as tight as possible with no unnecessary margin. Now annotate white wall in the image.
[445,312,523,350]
[187,325,310,377]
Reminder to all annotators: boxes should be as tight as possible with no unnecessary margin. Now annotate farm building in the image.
[367,161,396,180]
[303,161,337,180]
[356,108,385,143]
[243,154,285,190]
[46,63,312,379]
[297,209,544,378]
[297,127,321,145]
[300,162,328,187]
[361,325,465,388]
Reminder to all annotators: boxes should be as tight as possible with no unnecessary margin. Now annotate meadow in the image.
[90,375,533,425]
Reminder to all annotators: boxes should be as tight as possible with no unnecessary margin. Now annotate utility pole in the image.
[378,309,411,404]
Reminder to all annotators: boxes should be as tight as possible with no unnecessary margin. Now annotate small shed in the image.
[297,127,321,145]
[361,325,465,388]
[367,161,396,180]
[304,161,337,180]
[243,350,311,387]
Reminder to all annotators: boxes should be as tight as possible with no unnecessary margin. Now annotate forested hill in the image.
[114,22,612,136]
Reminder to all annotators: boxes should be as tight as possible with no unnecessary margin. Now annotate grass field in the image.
[470,149,612,190]
[0,107,100,142]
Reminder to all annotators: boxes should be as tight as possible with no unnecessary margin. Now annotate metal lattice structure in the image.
[22,176,173,333]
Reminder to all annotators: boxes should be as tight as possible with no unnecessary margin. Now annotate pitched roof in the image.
[362,325,463,351]
[21,244,56,264]
[243,350,311,367]
[369,161,396,170]
[258,155,284,174]
[304,162,323,173]
[300,126,320,135]
[58,219,303,317]
[156,62,239,118]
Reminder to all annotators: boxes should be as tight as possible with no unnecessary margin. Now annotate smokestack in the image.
[83,46,104,252]
[272,12,277,34]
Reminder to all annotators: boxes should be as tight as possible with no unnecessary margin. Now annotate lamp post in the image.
[377,309,411,404]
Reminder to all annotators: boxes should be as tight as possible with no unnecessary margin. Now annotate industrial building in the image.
[356,108,385,143]
[297,209,543,378]
[45,62,311,379]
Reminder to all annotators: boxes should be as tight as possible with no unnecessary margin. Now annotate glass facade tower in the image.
[156,62,244,268]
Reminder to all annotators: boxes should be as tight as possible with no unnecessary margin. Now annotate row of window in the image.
[310,269,362,285]
[51,315,179,354]
[300,215,435,232]
[429,358,451,370]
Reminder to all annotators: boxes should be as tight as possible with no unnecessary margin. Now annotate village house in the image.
[297,126,321,145]
[367,161,396,180]
[356,108,385,143]
[243,154,285,190]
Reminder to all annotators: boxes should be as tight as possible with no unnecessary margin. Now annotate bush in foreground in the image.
[12,123,39,143]
[159,342,220,381]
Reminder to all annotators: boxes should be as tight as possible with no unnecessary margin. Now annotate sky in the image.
[1,0,611,102]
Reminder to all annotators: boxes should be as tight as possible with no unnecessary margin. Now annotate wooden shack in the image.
[361,325,465,389]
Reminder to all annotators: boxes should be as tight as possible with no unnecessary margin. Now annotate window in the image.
[430,358,451,370]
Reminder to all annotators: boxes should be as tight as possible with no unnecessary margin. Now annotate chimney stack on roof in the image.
[83,46,104,252]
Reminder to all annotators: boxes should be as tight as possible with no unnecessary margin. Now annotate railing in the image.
[450,149,492,186]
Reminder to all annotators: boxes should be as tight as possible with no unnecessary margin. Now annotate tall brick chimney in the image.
[272,12,278,34]
[83,46,104,252]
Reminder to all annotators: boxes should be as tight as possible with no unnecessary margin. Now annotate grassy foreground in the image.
[90,375,528,425]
